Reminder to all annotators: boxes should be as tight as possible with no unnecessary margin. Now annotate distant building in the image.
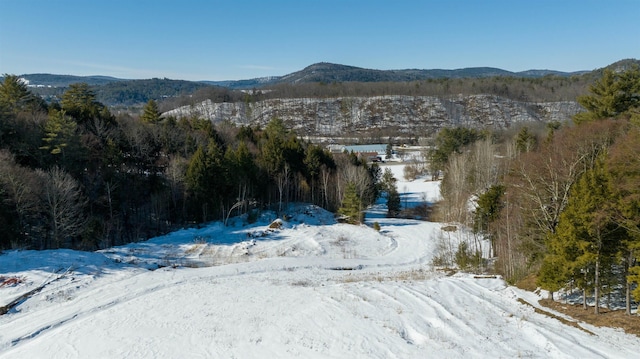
[327,144,390,162]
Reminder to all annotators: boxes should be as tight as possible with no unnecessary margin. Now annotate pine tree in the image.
[537,254,570,300]
[61,83,106,124]
[338,182,363,224]
[542,159,622,313]
[429,127,482,174]
[41,110,77,155]
[185,140,224,222]
[224,141,258,211]
[473,184,504,234]
[40,109,84,173]
[386,185,401,217]
[473,184,504,257]
[0,74,45,111]
[140,99,162,124]
[515,126,537,153]
[379,168,396,193]
[606,127,640,313]
[574,66,640,123]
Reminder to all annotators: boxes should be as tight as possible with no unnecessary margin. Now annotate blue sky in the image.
[1,0,638,81]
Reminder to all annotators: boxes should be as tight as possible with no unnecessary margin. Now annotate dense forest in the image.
[159,74,591,113]
[0,77,380,251]
[430,66,640,313]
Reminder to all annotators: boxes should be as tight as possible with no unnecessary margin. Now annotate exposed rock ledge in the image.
[164,95,582,136]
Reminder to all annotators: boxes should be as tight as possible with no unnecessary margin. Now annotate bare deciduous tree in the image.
[0,150,41,247]
[38,167,87,248]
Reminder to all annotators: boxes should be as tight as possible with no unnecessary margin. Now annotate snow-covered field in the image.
[1,165,639,358]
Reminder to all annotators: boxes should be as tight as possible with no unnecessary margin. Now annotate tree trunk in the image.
[594,256,600,315]
[625,252,632,316]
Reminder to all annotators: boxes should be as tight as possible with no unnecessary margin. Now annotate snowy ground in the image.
[1,165,639,358]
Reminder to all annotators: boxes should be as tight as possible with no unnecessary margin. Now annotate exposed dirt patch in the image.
[514,274,639,337]
[539,299,640,337]
[514,274,539,292]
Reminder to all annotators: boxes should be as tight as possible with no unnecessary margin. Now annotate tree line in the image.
[431,66,640,314]
[0,76,380,251]
[24,68,606,112]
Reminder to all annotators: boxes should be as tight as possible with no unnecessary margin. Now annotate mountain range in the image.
[204,62,591,89]
[14,61,597,89]
[5,59,638,107]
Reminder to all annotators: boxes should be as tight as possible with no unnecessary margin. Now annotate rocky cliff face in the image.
[164,95,582,136]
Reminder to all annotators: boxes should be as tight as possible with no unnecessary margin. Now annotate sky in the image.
[1,0,638,81]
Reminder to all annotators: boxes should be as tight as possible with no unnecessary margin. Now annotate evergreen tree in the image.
[473,184,504,234]
[40,109,83,173]
[41,110,77,156]
[260,118,288,176]
[140,99,162,124]
[379,168,396,193]
[224,141,258,209]
[386,185,401,217]
[537,254,570,300]
[379,168,401,217]
[429,127,482,174]
[515,126,537,153]
[185,139,224,222]
[473,184,504,256]
[542,159,622,313]
[606,126,640,312]
[338,182,363,224]
[0,74,45,112]
[61,83,112,126]
[574,66,640,123]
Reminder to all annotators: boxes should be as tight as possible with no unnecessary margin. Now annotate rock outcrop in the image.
[164,95,582,136]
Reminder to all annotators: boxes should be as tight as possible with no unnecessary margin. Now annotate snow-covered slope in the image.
[1,166,638,358]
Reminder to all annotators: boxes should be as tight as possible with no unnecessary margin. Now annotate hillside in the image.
[7,59,637,108]
[1,165,638,358]
[272,62,583,85]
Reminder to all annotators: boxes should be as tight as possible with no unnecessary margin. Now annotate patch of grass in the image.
[185,243,206,255]
[515,274,539,292]
[441,225,457,232]
[291,280,312,287]
[337,268,433,283]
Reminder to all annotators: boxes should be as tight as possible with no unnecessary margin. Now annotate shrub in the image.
[403,164,420,181]
[455,242,483,271]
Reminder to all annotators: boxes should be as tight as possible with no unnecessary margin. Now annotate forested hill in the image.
[10,76,220,107]
[269,62,582,84]
[7,58,639,106]
[211,59,638,88]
